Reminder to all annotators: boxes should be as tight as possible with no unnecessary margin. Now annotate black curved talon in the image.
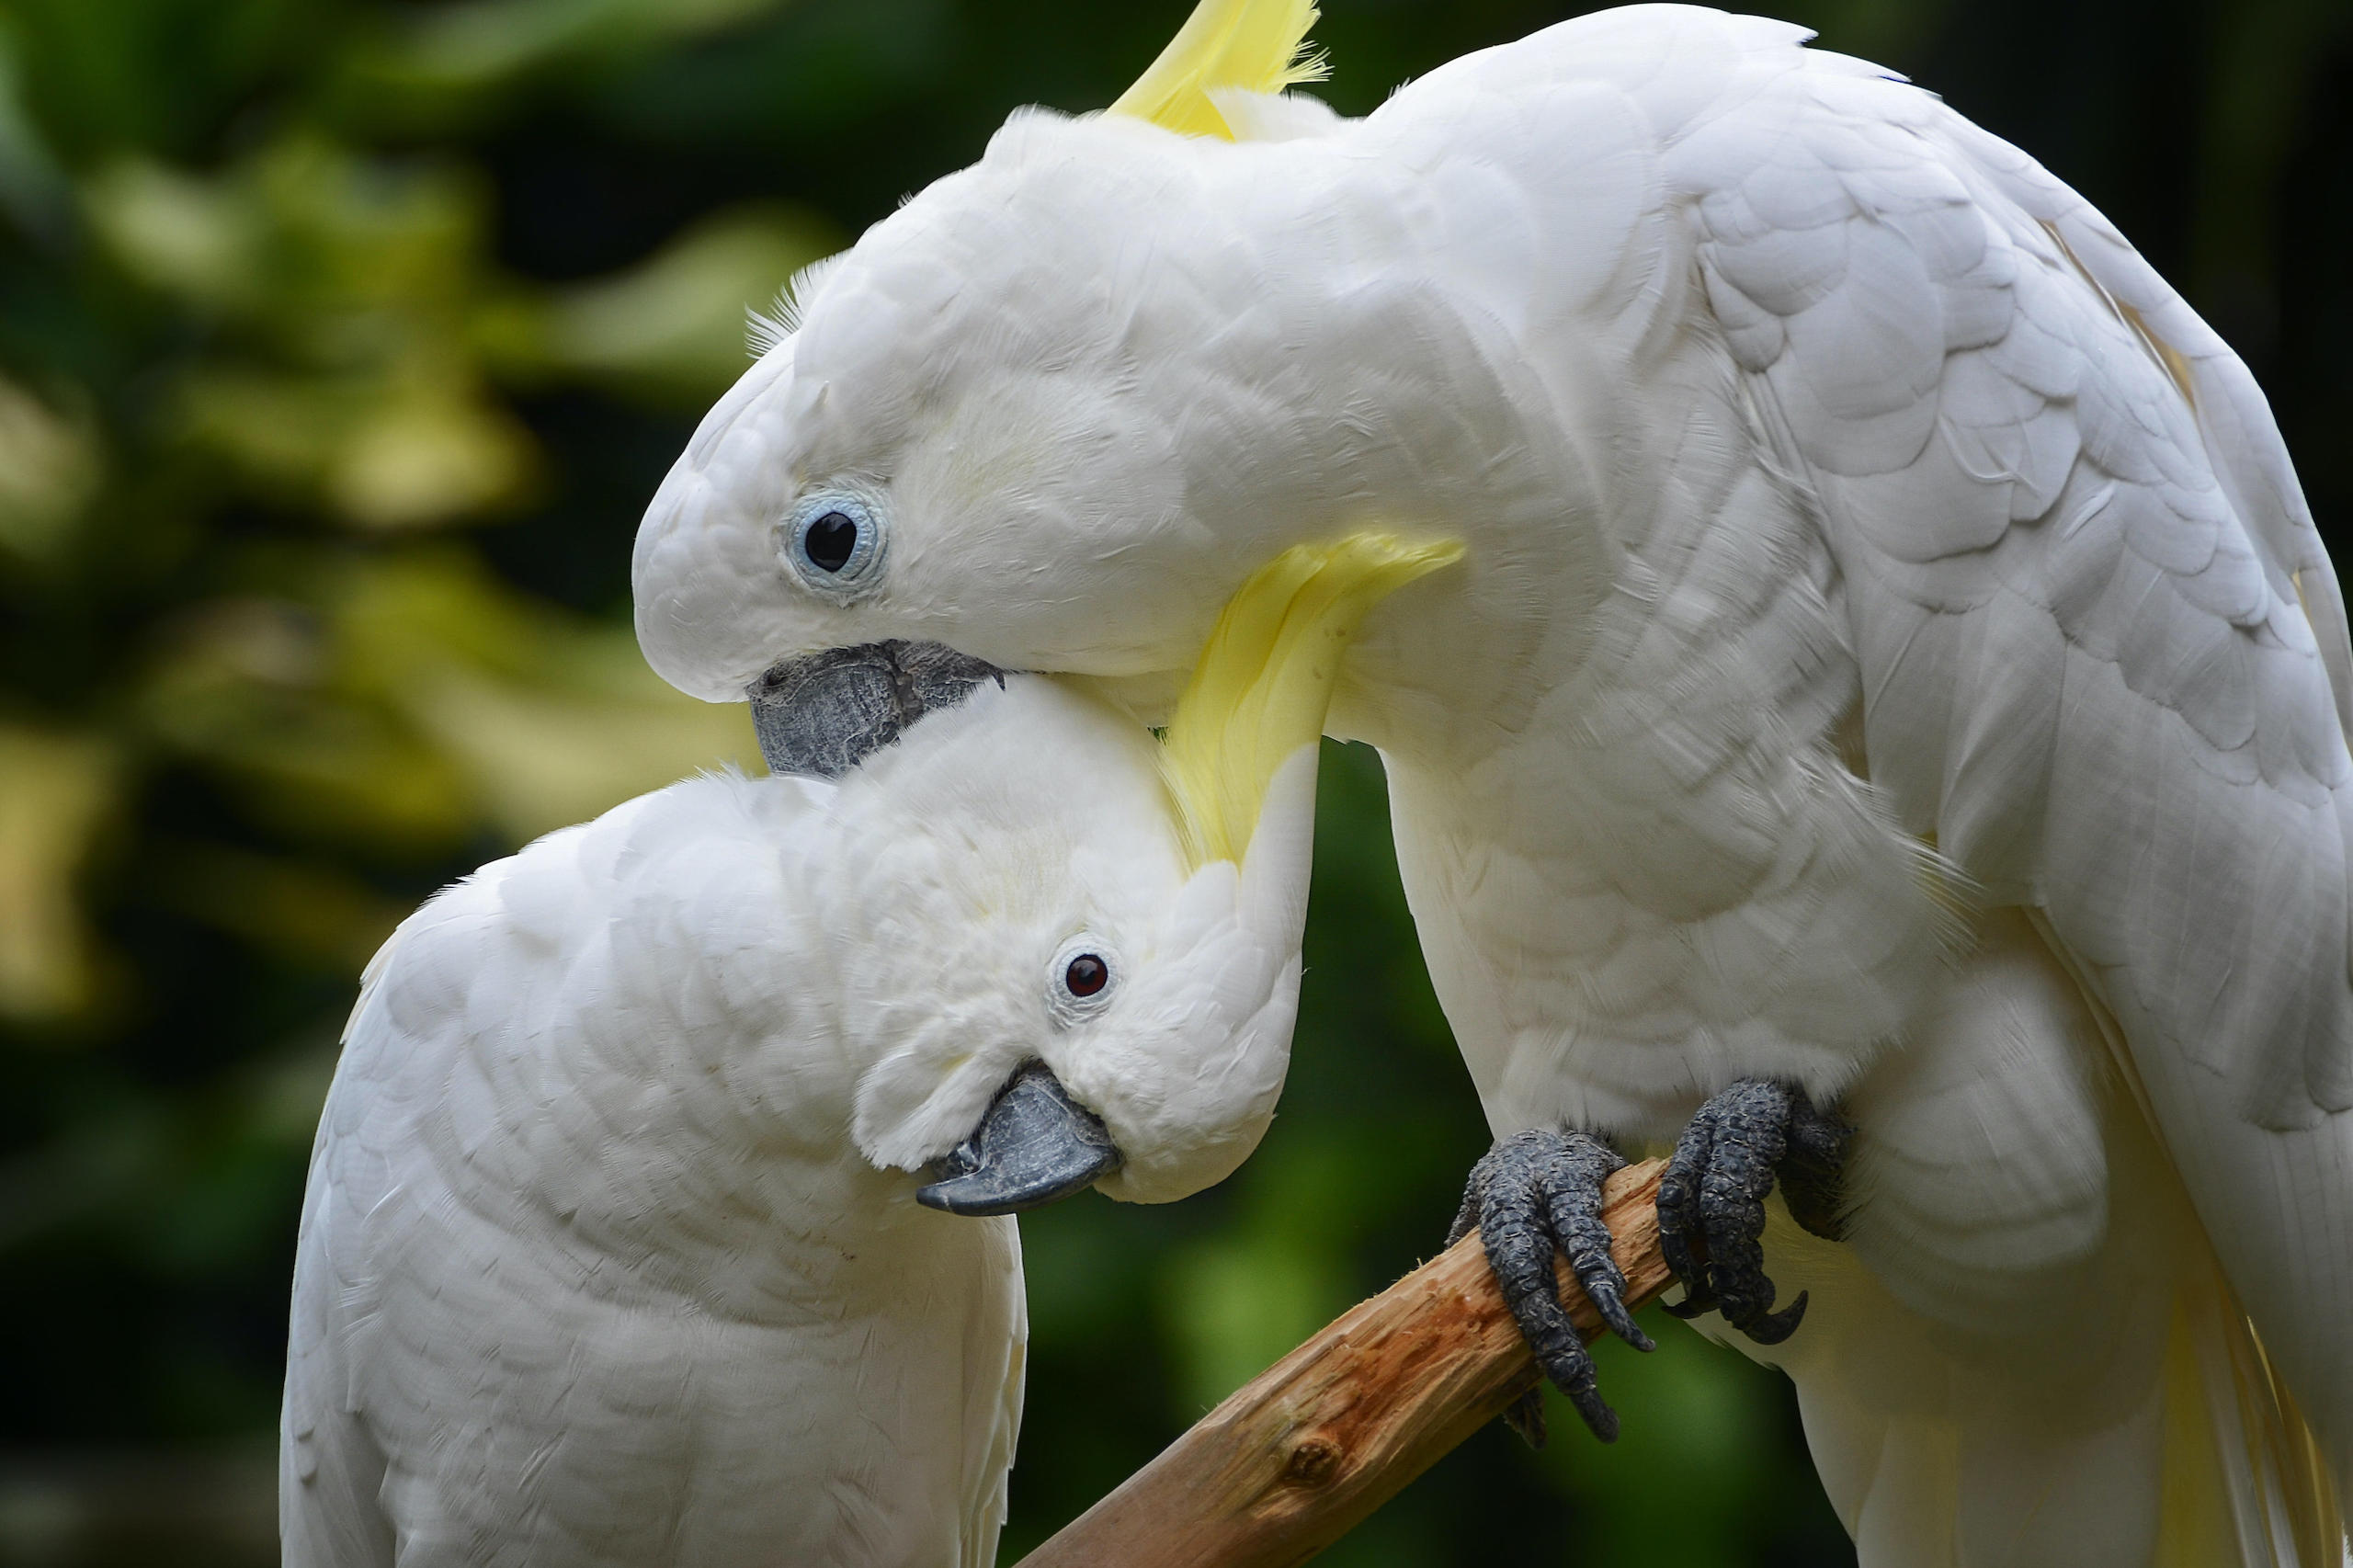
[1503,1385,1547,1449]
[1450,1128,1656,1446]
[1655,1079,1851,1346]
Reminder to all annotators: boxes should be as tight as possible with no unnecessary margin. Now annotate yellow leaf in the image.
[0,727,119,1022]
[0,377,99,562]
[533,202,844,406]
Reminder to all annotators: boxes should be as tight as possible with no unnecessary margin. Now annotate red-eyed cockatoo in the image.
[629,2,2353,1560]
[279,538,1452,1567]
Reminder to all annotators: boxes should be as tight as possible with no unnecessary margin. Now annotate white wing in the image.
[956,1220,1026,1568]
[1653,9,2353,1489]
[280,902,432,1568]
[282,777,1025,1566]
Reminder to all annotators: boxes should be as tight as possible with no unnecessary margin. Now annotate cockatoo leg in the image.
[1655,1079,1850,1346]
[1449,1129,1658,1445]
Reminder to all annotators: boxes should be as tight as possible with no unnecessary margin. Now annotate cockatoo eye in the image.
[1064,954,1108,996]
[804,511,858,571]
[1048,937,1118,1024]
[780,491,886,599]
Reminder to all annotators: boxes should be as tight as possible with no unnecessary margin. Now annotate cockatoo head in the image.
[814,534,1454,1210]
[628,1,1495,720]
[631,124,1251,704]
[822,670,1288,1211]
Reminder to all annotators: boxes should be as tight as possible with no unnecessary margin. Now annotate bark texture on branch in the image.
[1013,1158,1671,1568]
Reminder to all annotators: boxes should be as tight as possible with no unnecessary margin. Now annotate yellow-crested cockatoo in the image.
[630,2,2353,1560]
[279,538,1451,1566]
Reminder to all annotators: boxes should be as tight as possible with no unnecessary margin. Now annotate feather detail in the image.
[745,253,847,359]
[1159,532,1459,869]
[1107,0,1327,141]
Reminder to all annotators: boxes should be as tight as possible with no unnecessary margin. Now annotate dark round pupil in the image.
[1064,955,1108,998]
[802,511,858,573]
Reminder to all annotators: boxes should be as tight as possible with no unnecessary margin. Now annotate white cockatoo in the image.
[629,1,2352,1561]
[278,534,1452,1568]
[625,3,2353,1553]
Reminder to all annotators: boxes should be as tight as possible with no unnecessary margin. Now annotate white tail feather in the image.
[1698,1136,2343,1565]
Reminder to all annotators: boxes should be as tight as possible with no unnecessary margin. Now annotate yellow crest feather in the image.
[1160,532,1461,868]
[1108,0,1327,141]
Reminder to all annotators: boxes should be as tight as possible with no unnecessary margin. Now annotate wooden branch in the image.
[1013,1158,1671,1568]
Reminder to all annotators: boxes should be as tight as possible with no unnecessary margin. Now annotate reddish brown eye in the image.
[1063,954,1109,998]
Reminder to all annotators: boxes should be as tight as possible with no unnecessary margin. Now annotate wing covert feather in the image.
[1621,10,2353,1487]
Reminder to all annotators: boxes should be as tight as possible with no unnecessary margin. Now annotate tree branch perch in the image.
[1013,1158,1672,1568]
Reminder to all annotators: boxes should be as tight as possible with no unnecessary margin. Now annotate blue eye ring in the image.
[779,489,888,599]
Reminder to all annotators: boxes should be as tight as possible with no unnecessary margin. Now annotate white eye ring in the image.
[779,489,888,600]
[1047,937,1119,1028]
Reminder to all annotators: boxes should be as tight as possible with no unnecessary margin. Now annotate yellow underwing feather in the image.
[1160,532,1461,868]
[1107,0,1327,141]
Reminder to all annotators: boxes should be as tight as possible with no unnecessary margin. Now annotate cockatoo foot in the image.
[1448,1128,1657,1446]
[1655,1079,1850,1346]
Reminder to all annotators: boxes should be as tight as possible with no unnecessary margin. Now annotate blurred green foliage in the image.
[1,0,2347,1563]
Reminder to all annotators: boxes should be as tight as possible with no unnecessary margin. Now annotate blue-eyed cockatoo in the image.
[631,2,2353,1560]
[278,536,1452,1567]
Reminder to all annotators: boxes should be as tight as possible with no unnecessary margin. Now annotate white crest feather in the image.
[746,252,849,360]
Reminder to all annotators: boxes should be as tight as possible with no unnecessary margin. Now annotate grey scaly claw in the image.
[1450,1128,1656,1445]
[1655,1079,1850,1345]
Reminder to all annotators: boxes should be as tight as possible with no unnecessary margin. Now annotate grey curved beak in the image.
[915,1062,1122,1216]
[748,641,1005,779]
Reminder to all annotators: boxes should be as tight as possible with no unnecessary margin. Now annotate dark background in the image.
[0,0,2346,1562]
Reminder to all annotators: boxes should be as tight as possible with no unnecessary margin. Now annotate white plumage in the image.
[280,675,1316,1566]
[632,6,2353,1561]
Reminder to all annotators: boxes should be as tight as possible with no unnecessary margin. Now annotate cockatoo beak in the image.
[914,1061,1123,1215]
[747,640,1007,778]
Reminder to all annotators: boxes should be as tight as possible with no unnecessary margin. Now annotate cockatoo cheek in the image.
[1066,959,1302,1205]
[880,377,1208,674]
[849,1029,1034,1176]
